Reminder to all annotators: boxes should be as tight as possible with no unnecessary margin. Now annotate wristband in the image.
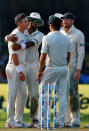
[16,65,22,73]
[5,35,9,41]
[21,43,26,49]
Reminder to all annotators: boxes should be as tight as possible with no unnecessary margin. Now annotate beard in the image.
[28,25,37,34]
[30,25,36,30]
[63,22,72,29]
[63,23,69,28]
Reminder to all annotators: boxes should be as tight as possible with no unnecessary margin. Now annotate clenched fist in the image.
[36,71,43,82]
[8,34,18,42]
[19,72,26,81]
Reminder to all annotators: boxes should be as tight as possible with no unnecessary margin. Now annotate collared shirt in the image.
[26,29,44,62]
[41,31,70,67]
[60,25,85,70]
[8,28,29,64]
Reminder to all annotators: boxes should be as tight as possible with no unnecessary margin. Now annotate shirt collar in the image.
[67,25,75,34]
[30,29,38,36]
[17,28,25,34]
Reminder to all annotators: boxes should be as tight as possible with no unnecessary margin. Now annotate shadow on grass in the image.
[0,111,89,128]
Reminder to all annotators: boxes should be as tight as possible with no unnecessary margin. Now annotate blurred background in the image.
[0,0,89,83]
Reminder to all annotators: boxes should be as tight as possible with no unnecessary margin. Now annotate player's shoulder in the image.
[73,26,84,36]
[46,31,55,37]
[42,33,49,43]
[43,32,57,43]
[43,32,51,40]
[37,30,44,37]
[44,31,59,40]
[42,35,47,40]
[11,28,19,35]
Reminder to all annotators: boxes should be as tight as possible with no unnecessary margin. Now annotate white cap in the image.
[54,13,64,19]
[30,12,41,20]
[27,12,44,26]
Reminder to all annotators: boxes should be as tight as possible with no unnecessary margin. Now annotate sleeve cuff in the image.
[5,35,9,41]
[32,39,39,45]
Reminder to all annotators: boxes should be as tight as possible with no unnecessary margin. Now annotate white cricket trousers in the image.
[65,66,80,125]
[26,60,39,100]
[38,66,68,127]
[6,64,27,123]
[26,61,39,119]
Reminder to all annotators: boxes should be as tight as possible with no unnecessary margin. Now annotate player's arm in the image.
[4,34,35,50]
[11,44,26,81]
[74,33,85,81]
[37,53,47,82]
[12,53,26,81]
[76,33,85,70]
[12,41,35,51]
[4,34,18,43]
[37,36,48,82]
[66,38,71,65]
[12,35,44,51]
[67,52,71,64]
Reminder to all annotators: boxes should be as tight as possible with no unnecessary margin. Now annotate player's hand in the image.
[12,43,21,51]
[8,34,18,42]
[73,69,81,81]
[19,72,26,81]
[36,71,43,82]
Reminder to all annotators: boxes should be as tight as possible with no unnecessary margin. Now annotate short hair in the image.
[50,17,62,30]
[14,13,26,25]
[52,20,61,30]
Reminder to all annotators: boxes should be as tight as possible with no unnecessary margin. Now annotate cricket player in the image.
[5,12,44,127]
[61,12,85,127]
[49,13,63,28]
[26,12,44,126]
[37,16,71,128]
[5,13,31,128]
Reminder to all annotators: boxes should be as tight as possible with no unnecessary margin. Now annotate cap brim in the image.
[61,16,67,19]
[27,16,44,26]
[61,16,74,19]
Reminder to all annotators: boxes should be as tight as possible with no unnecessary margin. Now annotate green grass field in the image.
[0,84,89,130]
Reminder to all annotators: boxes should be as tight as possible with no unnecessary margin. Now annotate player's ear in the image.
[50,24,53,31]
[17,21,21,26]
[72,19,74,24]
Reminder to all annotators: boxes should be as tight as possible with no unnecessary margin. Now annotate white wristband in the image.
[21,43,26,49]
[16,65,22,73]
[5,35,9,41]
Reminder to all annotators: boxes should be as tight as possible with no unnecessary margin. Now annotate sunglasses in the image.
[28,18,40,24]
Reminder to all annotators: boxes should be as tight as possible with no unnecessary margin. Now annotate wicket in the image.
[41,83,57,130]
[41,84,44,130]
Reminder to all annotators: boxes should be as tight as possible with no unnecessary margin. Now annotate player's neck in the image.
[50,29,58,32]
[17,27,25,34]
